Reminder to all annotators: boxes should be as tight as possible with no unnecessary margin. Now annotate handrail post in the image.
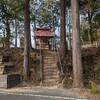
[39,42,43,82]
[56,48,63,74]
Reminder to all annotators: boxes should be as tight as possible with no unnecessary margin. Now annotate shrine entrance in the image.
[34,28,55,50]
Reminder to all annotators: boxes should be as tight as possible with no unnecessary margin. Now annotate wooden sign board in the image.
[0,74,20,88]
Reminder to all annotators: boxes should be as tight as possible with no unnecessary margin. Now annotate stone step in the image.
[43,53,56,56]
[43,64,57,67]
[43,69,58,77]
[43,54,56,57]
[43,66,57,71]
[43,62,57,64]
[0,70,4,74]
[43,59,56,61]
[0,65,5,75]
[43,78,58,82]
[43,51,56,54]
[43,67,57,69]
[43,79,59,86]
[0,64,15,74]
[43,71,58,76]
[43,70,58,74]
[43,58,56,61]
[4,64,15,73]
[43,56,56,60]
[43,61,57,64]
[43,52,56,55]
[0,56,3,64]
[43,50,56,53]
[43,67,57,71]
[43,58,57,61]
[43,62,56,64]
[43,75,58,80]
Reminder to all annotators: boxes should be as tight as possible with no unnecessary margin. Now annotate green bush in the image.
[89,81,100,94]
[62,75,73,88]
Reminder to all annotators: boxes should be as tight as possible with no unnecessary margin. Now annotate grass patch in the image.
[62,75,73,88]
[89,81,100,94]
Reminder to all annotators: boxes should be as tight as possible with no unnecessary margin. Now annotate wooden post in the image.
[34,38,36,49]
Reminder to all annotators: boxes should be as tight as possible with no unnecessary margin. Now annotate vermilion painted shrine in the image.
[34,28,55,49]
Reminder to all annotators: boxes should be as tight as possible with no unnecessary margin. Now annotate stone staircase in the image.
[42,50,59,86]
[0,53,4,74]
[0,52,20,88]
[0,53,15,75]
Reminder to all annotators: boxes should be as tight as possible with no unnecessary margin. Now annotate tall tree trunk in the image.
[88,12,93,44]
[68,8,71,50]
[23,0,30,82]
[3,29,5,48]
[59,0,67,62]
[15,19,18,48]
[71,0,84,88]
[5,19,10,48]
[29,28,32,49]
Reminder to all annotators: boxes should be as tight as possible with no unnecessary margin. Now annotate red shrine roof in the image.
[34,28,54,37]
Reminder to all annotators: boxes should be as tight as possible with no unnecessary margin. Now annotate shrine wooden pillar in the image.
[34,38,36,48]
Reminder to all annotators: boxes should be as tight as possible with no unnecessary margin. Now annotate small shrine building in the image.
[34,28,55,49]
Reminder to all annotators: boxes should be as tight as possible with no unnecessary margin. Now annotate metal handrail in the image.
[39,42,43,81]
[54,35,64,75]
[56,47,63,74]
